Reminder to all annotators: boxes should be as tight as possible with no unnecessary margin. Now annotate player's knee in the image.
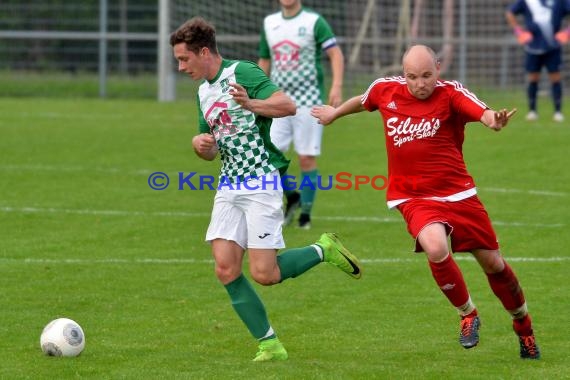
[420,239,449,261]
[250,270,279,286]
[298,155,316,168]
[424,248,449,263]
[473,249,504,273]
[417,223,449,259]
[215,264,241,284]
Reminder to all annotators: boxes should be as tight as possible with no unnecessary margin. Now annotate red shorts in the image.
[396,196,499,253]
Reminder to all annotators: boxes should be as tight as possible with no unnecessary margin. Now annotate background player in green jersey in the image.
[258,0,344,229]
[170,17,362,362]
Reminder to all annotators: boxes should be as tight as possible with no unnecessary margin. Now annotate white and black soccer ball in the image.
[40,318,85,357]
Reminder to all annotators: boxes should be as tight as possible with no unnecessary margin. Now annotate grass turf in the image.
[0,91,568,379]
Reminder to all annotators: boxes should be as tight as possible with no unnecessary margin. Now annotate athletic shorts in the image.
[525,49,562,73]
[396,195,499,253]
[270,106,323,156]
[205,171,285,250]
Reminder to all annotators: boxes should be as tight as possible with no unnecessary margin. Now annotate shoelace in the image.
[461,317,475,337]
[521,335,537,356]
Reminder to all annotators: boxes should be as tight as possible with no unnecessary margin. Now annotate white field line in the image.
[0,164,568,198]
[0,256,568,265]
[6,111,187,121]
[0,206,211,218]
[482,187,567,197]
[0,206,564,228]
[0,164,152,176]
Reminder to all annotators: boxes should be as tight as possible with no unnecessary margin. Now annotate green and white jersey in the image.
[197,59,289,184]
[259,7,337,108]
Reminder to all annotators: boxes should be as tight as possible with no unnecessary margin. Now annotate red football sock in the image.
[428,254,471,309]
[486,260,526,311]
[513,314,533,336]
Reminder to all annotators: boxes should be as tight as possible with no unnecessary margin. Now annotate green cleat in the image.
[316,233,362,279]
[252,337,288,362]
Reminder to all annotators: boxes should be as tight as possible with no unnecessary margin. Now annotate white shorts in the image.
[205,172,286,250]
[270,106,323,156]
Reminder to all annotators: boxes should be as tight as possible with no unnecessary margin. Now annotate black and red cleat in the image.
[519,334,541,359]
[459,314,480,349]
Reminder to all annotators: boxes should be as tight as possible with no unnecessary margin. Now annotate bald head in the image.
[403,45,438,67]
[402,45,440,100]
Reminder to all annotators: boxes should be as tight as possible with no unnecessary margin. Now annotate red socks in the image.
[486,260,526,311]
[428,254,471,309]
[513,314,533,336]
[429,255,532,335]
[486,260,532,335]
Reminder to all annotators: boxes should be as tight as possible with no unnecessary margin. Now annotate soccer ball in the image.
[40,318,85,357]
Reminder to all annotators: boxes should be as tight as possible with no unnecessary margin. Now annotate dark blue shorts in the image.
[525,49,562,73]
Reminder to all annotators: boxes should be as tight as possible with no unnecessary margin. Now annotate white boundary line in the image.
[0,164,152,176]
[0,206,210,218]
[0,206,564,228]
[482,187,567,197]
[0,256,567,265]
[0,164,568,197]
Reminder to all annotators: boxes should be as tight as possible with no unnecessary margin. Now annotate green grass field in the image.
[0,91,569,379]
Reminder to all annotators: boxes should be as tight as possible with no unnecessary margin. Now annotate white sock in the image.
[456,297,476,317]
[311,244,324,261]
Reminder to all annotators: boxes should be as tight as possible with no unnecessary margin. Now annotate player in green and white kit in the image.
[259,0,344,229]
[170,17,361,362]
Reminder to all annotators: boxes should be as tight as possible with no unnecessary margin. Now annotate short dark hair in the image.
[169,17,218,54]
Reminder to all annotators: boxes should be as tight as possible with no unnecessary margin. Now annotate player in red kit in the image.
[311,44,540,359]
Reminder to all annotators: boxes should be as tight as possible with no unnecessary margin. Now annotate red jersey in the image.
[361,77,487,207]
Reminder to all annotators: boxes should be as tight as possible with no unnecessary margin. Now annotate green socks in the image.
[277,246,321,281]
[224,274,274,340]
[223,248,322,339]
[300,169,318,215]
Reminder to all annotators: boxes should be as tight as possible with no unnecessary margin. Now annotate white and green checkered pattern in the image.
[218,125,274,183]
[260,8,336,108]
[197,60,287,184]
[271,48,321,107]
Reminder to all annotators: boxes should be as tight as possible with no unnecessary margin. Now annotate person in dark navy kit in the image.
[506,0,570,122]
